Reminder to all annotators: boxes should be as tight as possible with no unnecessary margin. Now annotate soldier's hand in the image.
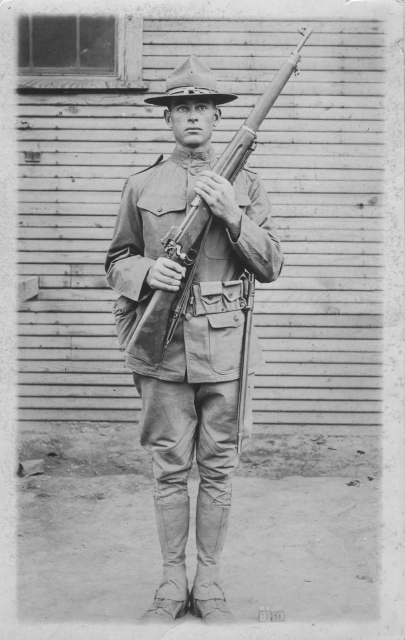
[194,170,242,238]
[146,257,186,291]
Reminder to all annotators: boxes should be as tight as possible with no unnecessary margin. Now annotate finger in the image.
[194,185,214,205]
[153,282,180,292]
[160,258,184,274]
[149,272,180,291]
[154,272,182,287]
[196,176,222,191]
[159,265,183,280]
[195,181,214,197]
[199,170,227,184]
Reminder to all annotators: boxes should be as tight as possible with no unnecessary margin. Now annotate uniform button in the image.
[185,312,192,321]
[234,314,239,322]
[158,207,162,212]
[189,169,196,176]
[228,292,233,299]
[207,295,213,300]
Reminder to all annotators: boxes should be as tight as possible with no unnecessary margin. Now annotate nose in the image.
[188,106,199,121]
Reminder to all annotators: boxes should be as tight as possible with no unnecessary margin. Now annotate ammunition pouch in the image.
[191,280,245,316]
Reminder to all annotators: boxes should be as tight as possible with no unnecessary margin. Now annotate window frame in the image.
[17,15,148,91]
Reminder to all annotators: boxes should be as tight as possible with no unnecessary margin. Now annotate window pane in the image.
[18,15,30,67]
[32,16,77,68]
[79,16,115,70]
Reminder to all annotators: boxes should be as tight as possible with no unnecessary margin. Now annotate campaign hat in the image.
[144,56,238,106]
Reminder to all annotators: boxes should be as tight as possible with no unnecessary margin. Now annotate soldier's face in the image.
[164,97,221,151]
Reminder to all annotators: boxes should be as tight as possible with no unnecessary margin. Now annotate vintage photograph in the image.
[0,0,403,637]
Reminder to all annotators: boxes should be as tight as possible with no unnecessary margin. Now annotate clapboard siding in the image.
[17,18,384,431]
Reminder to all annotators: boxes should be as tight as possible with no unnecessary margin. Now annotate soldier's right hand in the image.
[146,257,186,291]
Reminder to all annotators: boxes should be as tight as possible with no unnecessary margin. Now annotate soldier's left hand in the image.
[194,170,242,238]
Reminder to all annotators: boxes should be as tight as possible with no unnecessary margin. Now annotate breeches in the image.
[133,373,254,508]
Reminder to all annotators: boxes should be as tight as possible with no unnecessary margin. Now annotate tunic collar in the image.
[171,146,217,167]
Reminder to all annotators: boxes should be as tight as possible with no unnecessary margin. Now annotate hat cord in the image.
[166,85,218,96]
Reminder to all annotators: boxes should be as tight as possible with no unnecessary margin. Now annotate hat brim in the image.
[144,93,238,107]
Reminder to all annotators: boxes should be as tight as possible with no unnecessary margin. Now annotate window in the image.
[18,14,148,90]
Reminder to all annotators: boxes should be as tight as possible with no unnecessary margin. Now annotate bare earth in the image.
[17,423,380,627]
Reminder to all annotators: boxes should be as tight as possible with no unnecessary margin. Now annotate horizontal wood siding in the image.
[17,18,384,432]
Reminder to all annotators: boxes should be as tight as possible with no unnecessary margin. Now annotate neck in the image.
[174,140,213,154]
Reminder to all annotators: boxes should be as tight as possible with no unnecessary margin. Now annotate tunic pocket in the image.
[137,195,186,258]
[207,309,244,374]
[113,295,138,351]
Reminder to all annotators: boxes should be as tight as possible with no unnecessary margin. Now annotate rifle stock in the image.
[128,27,313,366]
[131,287,180,365]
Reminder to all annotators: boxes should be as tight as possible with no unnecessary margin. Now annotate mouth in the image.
[185,128,202,132]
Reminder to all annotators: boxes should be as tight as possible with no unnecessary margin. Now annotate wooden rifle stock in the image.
[128,27,312,366]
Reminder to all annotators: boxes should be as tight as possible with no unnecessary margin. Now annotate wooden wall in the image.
[18,18,384,434]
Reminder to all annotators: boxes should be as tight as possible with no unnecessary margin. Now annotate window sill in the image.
[17,75,149,91]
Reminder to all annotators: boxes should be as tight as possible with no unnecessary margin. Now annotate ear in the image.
[164,109,172,128]
[213,107,222,128]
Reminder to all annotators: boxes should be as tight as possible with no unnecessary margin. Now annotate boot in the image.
[190,499,236,624]
[141,497,190,623]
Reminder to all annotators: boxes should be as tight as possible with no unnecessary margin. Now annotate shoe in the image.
[140,592,189,623]
[189,590,236,624]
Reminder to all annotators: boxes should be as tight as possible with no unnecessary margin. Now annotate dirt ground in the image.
[17,423,381,628]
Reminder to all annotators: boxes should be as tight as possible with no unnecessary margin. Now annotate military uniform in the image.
[105,56,283,623]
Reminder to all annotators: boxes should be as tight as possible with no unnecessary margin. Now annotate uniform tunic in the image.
[105,146,283,383]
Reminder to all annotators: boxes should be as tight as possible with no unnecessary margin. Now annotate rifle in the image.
[129,26,313,366]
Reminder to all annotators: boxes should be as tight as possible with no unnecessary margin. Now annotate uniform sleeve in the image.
[105,178,156,301]
[227,170,283,283]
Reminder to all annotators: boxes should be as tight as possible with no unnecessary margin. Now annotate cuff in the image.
[226,213,246,248]
[106,255,156,302]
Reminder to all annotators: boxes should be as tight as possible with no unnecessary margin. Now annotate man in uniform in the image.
[105,56,283,624]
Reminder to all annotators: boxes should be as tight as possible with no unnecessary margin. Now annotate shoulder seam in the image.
[133,154,165,177]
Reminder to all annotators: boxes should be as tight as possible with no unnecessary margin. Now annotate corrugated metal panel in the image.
[17,18,384,431]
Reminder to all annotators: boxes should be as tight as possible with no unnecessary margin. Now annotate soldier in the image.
[105,56,283,624]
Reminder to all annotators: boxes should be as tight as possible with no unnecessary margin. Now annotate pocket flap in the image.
[113,295,137,316]
[207,310,244,328]
[137,196,186,216]
[222,280,243,302]
[200,281,223,297]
